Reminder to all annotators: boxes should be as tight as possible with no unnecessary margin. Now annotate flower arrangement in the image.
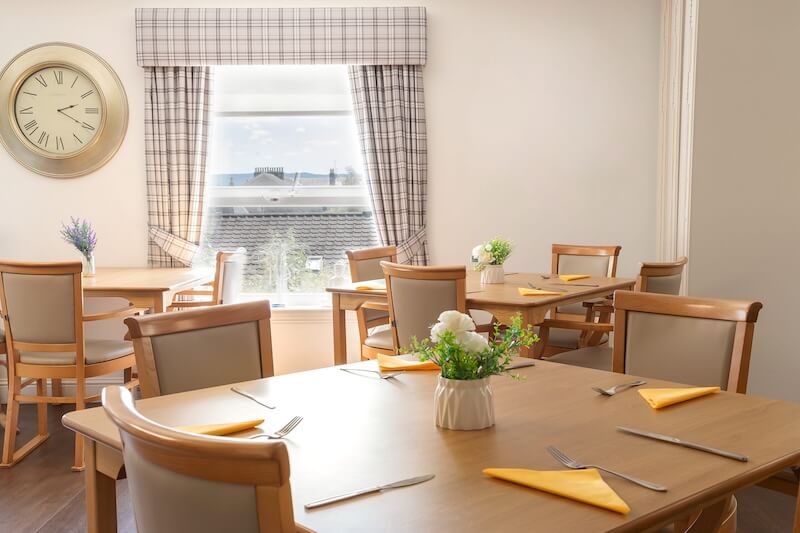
[410,310,539,380]
[472,238,513,271]
[60,217,97,260]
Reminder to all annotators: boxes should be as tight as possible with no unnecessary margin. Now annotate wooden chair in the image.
[0,321,6,429]
[101,385,313,533]
[0,260,139,469]
[534,244,622,357]
[168,249,246,310]
[346,246,397,359]
[381,262,466,352]
[124,300,274,399]
[547,290,762,393]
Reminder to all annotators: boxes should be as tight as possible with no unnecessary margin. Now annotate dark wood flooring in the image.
[0,404,796,532]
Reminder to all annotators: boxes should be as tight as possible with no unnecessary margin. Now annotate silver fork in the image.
[547,446,667,492]
[340,368,400,380]
[592,380,646,396]
[231,386,276,409]
[248,416,303,440]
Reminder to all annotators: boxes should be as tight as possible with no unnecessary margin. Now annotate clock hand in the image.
[57,104,78,112]
[57,108,81,124]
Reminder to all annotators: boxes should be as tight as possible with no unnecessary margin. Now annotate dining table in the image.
[83,267,215,313]
[326,271,636,364]
[63,359,800,533]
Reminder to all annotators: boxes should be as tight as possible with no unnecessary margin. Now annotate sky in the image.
[208,114,364,176]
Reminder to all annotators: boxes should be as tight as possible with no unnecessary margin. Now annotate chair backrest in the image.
[125,301,274,398]
[612,290,762,393]
[0,261,84,367]
[381,262,466,350]
[218,249,247,305]
[636,256,688,295]
[346,246,397,282]
[551,244,622,316]
[102,386,297,533]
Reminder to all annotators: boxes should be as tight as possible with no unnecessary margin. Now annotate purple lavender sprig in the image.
[60,217,97,259]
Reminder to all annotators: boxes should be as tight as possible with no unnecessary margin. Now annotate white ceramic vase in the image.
[480,264,505,284]
[82,253,96,277]
[434,376,495,430]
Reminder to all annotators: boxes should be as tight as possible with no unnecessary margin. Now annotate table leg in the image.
[793,482,800,533]
[331,292,347,366]
[85,440,118,533]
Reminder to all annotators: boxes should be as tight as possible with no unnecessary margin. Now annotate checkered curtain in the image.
[145,67,213,267]
[349,65,429,265]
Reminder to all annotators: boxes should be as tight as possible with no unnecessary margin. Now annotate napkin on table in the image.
[175,419,264,436]
[559,274,591,282]
[377,353,440,371]
[638,387,720,409]
[483,468,630,514]
[354,280,386,291]
[518,287,563,296]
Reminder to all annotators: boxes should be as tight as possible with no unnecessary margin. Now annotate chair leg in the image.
[51,378,64,405]
[72,378,86,472]
[36,379,48,436]
[0,376,21,466]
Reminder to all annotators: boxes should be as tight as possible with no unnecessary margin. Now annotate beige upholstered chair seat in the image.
[537,327,608,349]
[364,325,393,350]
[20,339,133,365]
[548,345,612,371]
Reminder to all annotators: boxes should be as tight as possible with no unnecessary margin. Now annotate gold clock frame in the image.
[0,42,128,178]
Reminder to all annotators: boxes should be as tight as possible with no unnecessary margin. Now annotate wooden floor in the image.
[0,404,796,533]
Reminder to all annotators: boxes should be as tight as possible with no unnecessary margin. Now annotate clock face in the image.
[13,66,103,157]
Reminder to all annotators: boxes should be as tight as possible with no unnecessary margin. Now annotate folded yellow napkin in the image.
[559,274,591,282]
[483,468,630,514]
[518,287,563,296]
[638,387,720,409]
[354,280,386,291]
[377,353,440,371]
[175,419,264,436]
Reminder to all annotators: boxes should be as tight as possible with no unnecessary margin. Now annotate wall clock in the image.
[0,42,128,178]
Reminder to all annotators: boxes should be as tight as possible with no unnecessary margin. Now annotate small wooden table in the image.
[63,360,800,533]
[83,267,214,312]
[326,272,636,364]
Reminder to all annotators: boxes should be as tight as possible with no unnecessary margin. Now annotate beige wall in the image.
[689,0,800,402]
[0,1,661,373]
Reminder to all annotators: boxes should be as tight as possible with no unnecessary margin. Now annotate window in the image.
[200,66,378,306]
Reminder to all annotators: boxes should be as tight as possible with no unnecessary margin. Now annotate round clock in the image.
[0,42,128,178]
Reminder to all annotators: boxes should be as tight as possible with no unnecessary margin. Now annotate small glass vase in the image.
[480,264,505,284]
[82,253,96,277]
[434,376,495,430]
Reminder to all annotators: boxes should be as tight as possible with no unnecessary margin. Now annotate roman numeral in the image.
[81,122,95,131]
[56,136,64,151]
[23,120,37,130]
[34,74,47,87]
[71,75,78,88]
[54,70,63,84]
[73,133,83,144]
[85,107,99,114]
[23,91,37,97]
[37,131,47,145]
[81,90,94,99]
[19,107,33,114]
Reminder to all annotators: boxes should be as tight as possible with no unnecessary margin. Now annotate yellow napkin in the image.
[638,387,720,409]
[559,274,591,282]
[518,287,563,296]
[377,353,440,371]
[175,419,264,436]
[483,468,630,514]
[354,280,386,291]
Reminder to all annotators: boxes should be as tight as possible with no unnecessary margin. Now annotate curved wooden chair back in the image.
[346,246,397,282]
[636,256,688,294]
[550,244,622,318]
[125,301,274,398]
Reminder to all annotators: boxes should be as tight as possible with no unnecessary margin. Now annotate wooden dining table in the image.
[83,267,214,312]
[63,360,800,533]
[326,271,636,364]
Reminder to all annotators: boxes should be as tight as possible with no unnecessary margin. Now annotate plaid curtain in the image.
[144,67,213,267]
[349,65,429,265]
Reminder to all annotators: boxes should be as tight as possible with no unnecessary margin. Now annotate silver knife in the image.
[617,426,749,462]
[305,474,435,509]
[507,360,536,370]
[527,282,567,293]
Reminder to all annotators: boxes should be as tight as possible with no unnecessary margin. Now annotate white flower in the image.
[484,243,492,252]
[436,310,476,333]
[456,331,489,353]
[471,244,483,260]
[478,249,493,264]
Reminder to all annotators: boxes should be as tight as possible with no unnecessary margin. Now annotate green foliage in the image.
[486,238,513,265]
[409,314,538,380]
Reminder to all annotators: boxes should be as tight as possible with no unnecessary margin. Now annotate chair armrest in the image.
[83,306,146,322]
[361,301,389,312]
[167,301,217,310]
[582,297,613,308]
[173,289,214,298]
[538,319,614,333]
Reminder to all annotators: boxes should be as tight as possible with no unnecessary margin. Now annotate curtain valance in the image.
[135,7,427,67]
